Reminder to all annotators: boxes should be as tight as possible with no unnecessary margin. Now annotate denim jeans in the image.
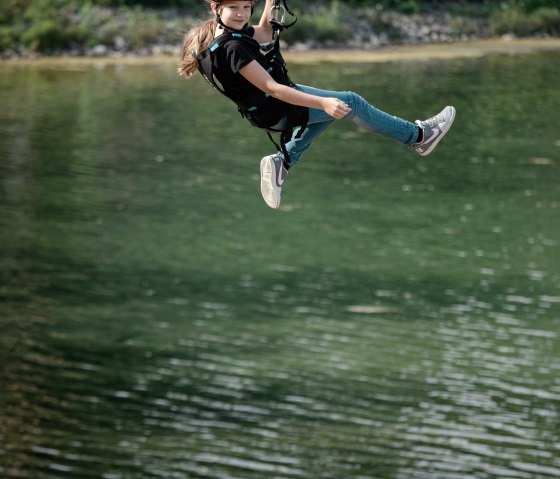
[275,84,419,167]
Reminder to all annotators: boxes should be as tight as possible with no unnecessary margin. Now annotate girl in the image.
[179,0,456,209]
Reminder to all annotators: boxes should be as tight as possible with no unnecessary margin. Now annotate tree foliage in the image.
[1,0,560,53]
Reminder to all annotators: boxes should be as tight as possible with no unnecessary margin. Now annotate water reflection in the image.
[1,51,560,479]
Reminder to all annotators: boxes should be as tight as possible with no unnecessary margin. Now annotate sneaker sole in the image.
[418,106,456,157]
[260,157,280,209]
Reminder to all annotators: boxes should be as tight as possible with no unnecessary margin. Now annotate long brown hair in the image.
[178,16,217,79]
[178,0,257,79]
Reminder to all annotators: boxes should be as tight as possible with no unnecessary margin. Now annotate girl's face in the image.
[214,1,253,30]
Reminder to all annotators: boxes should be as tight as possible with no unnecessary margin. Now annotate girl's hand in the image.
[322,98,352,119]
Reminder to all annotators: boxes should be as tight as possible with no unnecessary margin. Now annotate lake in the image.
[1,45,560,479]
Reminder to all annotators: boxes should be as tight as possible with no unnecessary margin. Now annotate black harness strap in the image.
[196,31,307,166]
[265,104,307,165]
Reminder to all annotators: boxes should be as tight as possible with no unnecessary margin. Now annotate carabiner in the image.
[269,5,286,27]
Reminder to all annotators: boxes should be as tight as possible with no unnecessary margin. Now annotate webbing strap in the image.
[197,30,307,167]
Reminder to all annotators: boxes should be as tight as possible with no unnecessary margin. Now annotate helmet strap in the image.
[214,3,254,33]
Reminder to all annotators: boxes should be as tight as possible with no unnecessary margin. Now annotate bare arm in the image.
[254,0,274,38]
[239,60,352,119]
[255,0,274,33]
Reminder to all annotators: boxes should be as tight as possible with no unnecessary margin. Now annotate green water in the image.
[1,50,560,479]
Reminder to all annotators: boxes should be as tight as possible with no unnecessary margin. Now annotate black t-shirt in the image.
[202,26,300,129]
[213,27,274,107]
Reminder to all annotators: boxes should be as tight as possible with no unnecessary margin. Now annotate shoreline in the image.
[1,38,559,68]
[285,38,560,64]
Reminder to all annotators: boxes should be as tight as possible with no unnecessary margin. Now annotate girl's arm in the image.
[252,0,274,44]
[239,60,351,119]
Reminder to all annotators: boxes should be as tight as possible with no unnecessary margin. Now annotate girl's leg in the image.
[285,84,419,167]
[284,119,334,167]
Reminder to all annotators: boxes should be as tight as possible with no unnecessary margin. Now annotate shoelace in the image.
[422,112,445,128]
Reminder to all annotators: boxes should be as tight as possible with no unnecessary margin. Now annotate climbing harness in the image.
[196,0,306,164]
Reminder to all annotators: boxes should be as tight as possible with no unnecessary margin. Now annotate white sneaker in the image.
[260,153,288,209]
[413,106,456,156]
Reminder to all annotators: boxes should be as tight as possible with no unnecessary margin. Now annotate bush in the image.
[362,9,403,41]
[531,6,560,33]
[21,18,84,52]
[516,0,560,13]
[449,16,482,36]
[0,0,29,24]
[490,6,560,35]
[280,4,352,44]
[74,2,116,48]
[0,25,17,50]
[395,0,420,14]
[124,6,162,49]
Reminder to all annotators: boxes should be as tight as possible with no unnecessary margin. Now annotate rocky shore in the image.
[297,10,489,51]
[0,7,496,60]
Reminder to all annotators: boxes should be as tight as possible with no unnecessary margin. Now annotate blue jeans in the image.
[276,84,419,167]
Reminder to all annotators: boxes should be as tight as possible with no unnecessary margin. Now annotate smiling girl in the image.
[179,0,456,209]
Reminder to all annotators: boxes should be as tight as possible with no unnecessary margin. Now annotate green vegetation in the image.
[281,3,353,45]
[490,6,560,36]
[0,0,559,55]
[0,0,184,53]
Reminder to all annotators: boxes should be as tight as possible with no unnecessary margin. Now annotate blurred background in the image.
[1,0,560,56]
[1,1,560,479]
